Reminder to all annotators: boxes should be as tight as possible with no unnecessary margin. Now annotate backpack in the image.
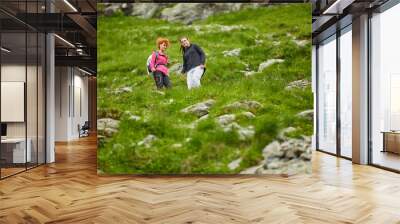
[146,51,158,75]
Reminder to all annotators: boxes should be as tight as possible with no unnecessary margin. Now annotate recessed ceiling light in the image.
[54,34,75,48]
[78,67,93,76]
[323,0,355,15]
[63,0,78,12]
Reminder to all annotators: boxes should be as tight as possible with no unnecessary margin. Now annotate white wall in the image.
[55,66,89,141]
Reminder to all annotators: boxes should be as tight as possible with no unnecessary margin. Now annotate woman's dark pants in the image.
[153,71,171,89]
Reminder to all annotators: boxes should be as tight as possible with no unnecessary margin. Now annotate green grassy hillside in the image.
[97,4,312,174]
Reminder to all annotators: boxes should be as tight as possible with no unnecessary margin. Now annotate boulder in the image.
[97,118,120,137]
[224,100,262,111]
[223,48,241,57]
[240,163,263,174]
[130,3,162,19]
[241,111,256,119]
[243,134,312,175]
[169,63,183,75]
[104,4,121,16]
[262,141,284,158]
[285,79,310,90]
[265,158,286,170]
[297,109,314,120]
[228,158,242,170]
[237,126,255,140]
[160,3,244,24]
[181,99,216,117]
[137,134,157,148]
[223,122,255,140]
[258,59,284,72]
[216,114,236,126]
[198,114,209,121]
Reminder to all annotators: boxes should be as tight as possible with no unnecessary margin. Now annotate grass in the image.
[97,4,312,174]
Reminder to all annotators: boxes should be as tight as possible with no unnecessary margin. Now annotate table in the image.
[1,138,32,164]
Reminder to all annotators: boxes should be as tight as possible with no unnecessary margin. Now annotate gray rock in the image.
[97,118,120,130]
[224,100,262,111]
[137,134,157,148]
[130,3,162,19]
[237,126,255,140]
[97,118,120,137]
[263,141,284,158]
[120,3,133,15]
[244,135,312,175]
[181,99,216,117]
[300,151,312,161]
[265,159,286,170]
[169,63,183,75]
[160,3,244,25]
[104,4,121,16]
[241,111,256,119]
[258,59,284,72]
[286,79,310,90]
[284,148,296,159]
[216,114,236,126]
[198,114,209,121]
[223,48,241,57]
[222,122,254,140]
[228,158,242,170]
[222,122,242,132]
[240,163,263,174]
[297,109,314,120]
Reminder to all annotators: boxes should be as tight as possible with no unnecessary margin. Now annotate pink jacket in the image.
[149,51,169,76]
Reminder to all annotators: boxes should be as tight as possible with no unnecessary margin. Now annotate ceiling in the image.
[0,0,97,74]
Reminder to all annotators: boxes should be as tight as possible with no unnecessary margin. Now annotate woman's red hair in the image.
[156,37,170,49]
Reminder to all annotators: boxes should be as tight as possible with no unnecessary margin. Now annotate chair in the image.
[79,121,90,138]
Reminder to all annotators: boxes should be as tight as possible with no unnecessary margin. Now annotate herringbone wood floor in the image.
[1,135,400,224]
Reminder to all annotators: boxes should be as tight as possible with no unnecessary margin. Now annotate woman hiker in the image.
[180,37,206,89]
[149,37,171,89]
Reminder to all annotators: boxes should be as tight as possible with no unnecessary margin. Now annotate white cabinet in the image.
[1,138,32,163]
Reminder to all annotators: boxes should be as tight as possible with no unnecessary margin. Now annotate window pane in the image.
[1,30,27,177]
[318,35,337,154]
[371,3,400,171]
[340,27,352,158]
